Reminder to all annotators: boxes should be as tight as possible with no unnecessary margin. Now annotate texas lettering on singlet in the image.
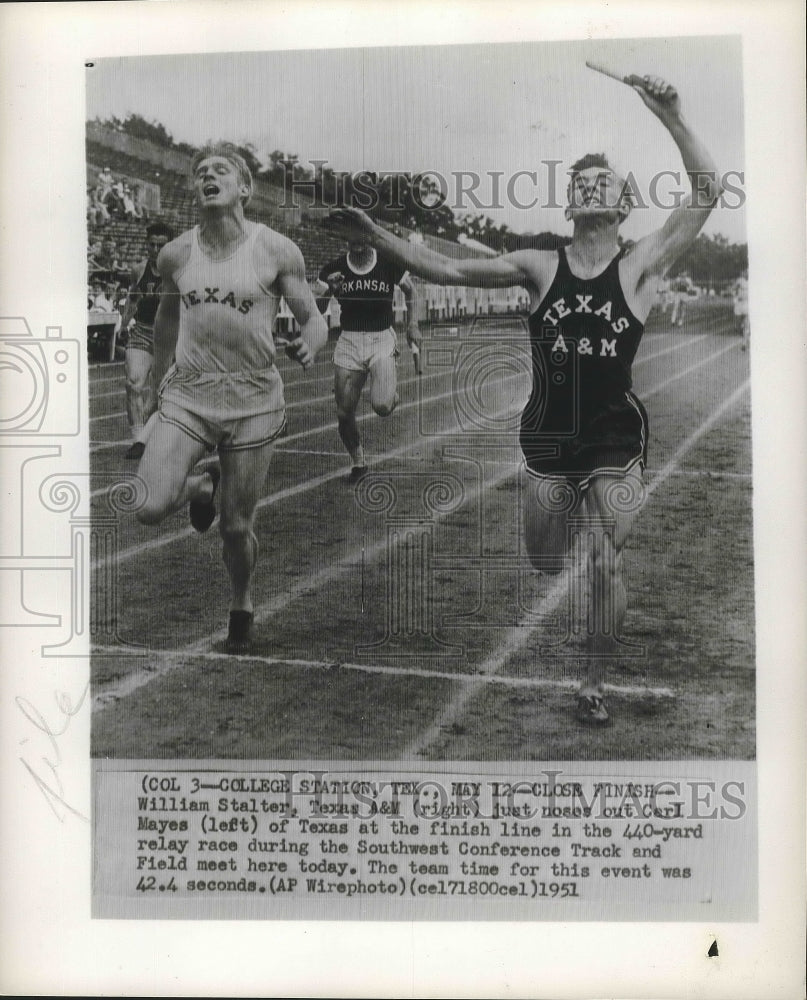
[319,251,406,332]
[174,222,278,372]
[132,259,162,327]
[522,246,645,443]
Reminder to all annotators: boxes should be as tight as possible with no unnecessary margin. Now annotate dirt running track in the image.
[90,298,755,760]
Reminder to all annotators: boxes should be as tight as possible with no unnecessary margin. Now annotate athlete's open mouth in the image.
[203,183,220,196]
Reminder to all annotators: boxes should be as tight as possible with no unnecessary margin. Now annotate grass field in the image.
[90,298,755,760]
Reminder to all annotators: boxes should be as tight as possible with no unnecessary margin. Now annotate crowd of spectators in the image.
[87,235,130,339]
[87,164,148,227]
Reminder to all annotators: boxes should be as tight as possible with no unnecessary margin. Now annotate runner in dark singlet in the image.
[121,222,173,459]
[313,235,419,482]
[329,74,724,724]
[521,244,648,487]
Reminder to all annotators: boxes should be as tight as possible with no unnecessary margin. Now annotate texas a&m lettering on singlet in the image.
[319,249,406,332]
[173,222,278,373]
[132,259,162,327]
[523,246,645,437]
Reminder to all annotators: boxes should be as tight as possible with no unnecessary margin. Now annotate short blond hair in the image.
[191,142,254,207]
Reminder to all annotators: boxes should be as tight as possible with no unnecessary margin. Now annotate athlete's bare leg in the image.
[368,352,399,417]
[125,346,157,442]
[523,466,645,722]
[334,365,369,468]
[523,473,582,574]
[135,419,212,525]
[217,440,276,613]
[575,467,646,719]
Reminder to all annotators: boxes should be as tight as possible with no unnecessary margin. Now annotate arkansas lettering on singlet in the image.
[319,249,406,332]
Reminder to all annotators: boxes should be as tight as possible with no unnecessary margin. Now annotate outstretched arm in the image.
[275,241,328,370]
[630,76,723,278]
[328,208,534,289]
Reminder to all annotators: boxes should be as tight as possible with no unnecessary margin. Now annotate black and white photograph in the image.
[88,38,754,761]
[1,0,805,994]
[82,34,764,923]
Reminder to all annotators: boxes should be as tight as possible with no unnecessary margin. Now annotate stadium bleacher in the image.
[86,123,520,359]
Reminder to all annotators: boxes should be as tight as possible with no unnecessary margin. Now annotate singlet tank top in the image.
[132,259,162,326]
[318,250,406,332]
[523,246,645,435]
[174,222,278,373]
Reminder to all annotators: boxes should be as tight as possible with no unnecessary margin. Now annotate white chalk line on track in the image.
[92,426,521,709]
[85,327,698,387]
[86,328,705,382]
[87,331,711,418]
[87,368,527,453]
[87,330,710,468]
[401,376,751,759]
[92,355,747,713]
[92,338,742,564]
[253,451,751,479]
[88,371,526,506]
[91,645,674,712]
[95,341,740,535]
[89,363,458,423]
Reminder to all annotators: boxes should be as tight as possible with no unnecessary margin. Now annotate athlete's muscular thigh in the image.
[584,468,646,553]
[125,347,153,388]
[368,354,397,414]
[218,441,276,530]
[136,419,207,518]
[334,366,367,417]
[523,473,582,571]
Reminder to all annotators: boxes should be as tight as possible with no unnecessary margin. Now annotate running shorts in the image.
[158,364,286,452]
[127,321,154,354]
[333,327,397,372]
[521,391,649,491]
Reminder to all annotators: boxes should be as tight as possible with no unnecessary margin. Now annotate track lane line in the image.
[91,646,673,712]
[401,376,751,759]
[91,361,747,709]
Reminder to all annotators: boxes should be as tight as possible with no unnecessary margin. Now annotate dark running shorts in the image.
[126,321,154,354]
[521,391,649,490]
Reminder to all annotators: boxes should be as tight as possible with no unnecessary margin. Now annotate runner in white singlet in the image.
[135,142,328,652]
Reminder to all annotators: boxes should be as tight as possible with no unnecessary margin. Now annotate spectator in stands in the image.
[133,183,149,220]
[97,166,113,201]
[105,177,124,218]
[732,270,749,349]
[94,238,121,276]
[122,184,141,219]
[91,282,115,312]
[87,239,102,271]
[87,188,100,227]
[669,271,693,326]
[89,187,110,227]
[93,181,112,218]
